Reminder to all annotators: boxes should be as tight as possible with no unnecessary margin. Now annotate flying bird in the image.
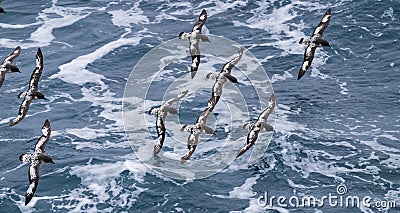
[298,8,332,80]
[19,119,54,206]
[237,93,276,158]
[0,46,22,87]
[9,48,46,126]
[180,97,216,163]
[149,90,189,155]
[179,9,210,79]
[206,48,243,105]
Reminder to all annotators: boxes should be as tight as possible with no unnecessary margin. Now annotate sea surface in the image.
[0,0,399,212]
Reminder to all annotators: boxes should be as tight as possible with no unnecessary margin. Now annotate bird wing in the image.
[34,119,51,153]
[181,144,197,163]
[312,8,331,37]
[192,9,207,33]
[154,116,166,154]
[164,90,189,106]
[3,46,21,64]
[297,45,317,80]
[0,70,6,87]
[257,93,276,121]
[9,96,33,126]
[221,48,244,74]
[236,129,259,158]
[25,162,40,205]
[223,73,238,83]
[28,48,44,91]
[201,124,214,134]
[196,108,212,124]
[190,55,200,79]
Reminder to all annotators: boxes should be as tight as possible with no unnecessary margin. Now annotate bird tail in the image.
[236,144,252,158]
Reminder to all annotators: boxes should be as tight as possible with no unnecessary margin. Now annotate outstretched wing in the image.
[257,93,276,122]
[236,129,259,158]
[201,124,214,134]
[25,163,40,206]
[190,55,200,79]
[181,144,197,163]
[164,90,189,107]
[192,9,207,33]
[28,48,44,91]
[312,8,331,37]
[196,108,212,124]
[3,46,21,64]
[0,71,6,87]
[9,96,33,126]
[154,117,166,154]
[221,48,244,74]
[298,45,317,80]
[34,119,51,153]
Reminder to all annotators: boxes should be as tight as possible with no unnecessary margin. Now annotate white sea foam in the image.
[49,29,148,142]
[0,0,93,48]
[108,1,149,27]
[58,158,148,212]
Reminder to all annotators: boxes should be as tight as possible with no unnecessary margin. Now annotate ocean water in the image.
[0,0,399,212]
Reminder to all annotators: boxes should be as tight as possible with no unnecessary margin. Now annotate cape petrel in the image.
[180,97,216,163]
[19,119,54,206]
[9,48,46,126]
[149,90,189,155]
[0,46,21,88]
[237,93,276,158]
[179,9,210,79]
[298,8,332,80]
[206,48,243,105]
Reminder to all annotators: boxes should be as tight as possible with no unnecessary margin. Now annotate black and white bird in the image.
[179,9,210,79]
[206,48,243,105]
[19,119,54,206]
[180,97,215,163]
[237,93,276,158]
[0,46,21,88]
[9,48,46,126]
[149,90,189,155]
[0,0,5,14]
[298,8,332,80]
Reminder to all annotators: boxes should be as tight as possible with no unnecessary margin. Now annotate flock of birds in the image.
[148,8,332,162]
[1,5,51,204]
[0,3,331,206]
[1,46,52,205]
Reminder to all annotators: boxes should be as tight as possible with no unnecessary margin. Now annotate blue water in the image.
[1,0,399,212]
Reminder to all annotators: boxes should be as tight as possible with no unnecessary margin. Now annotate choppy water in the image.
[0,0,399,212]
